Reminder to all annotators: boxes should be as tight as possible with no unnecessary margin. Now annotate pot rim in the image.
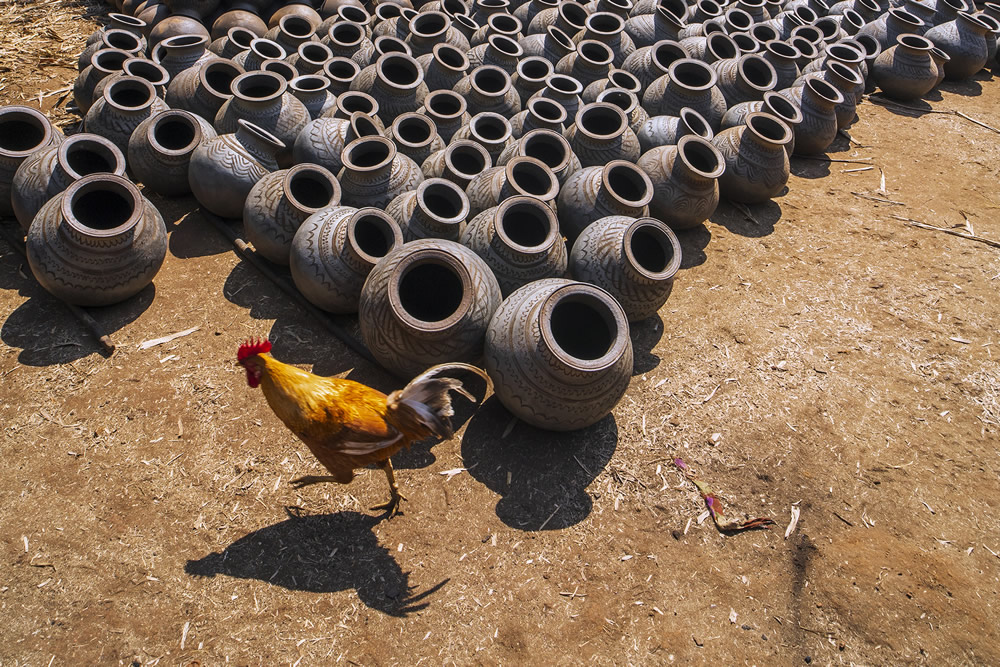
[470,65,513,97]
[408,10,451,39]
[0,105,55,159]
[391,112,438,149]
[57,133,126,180]
[676,134,727,180]
[347,207,402,267]
[573,102,628,140]
[575,40,615,67]
[516,56,554,83]
[584,11,625,37]
[668,58,719,92]
[545,25,577,53]
[342,135,396,174]
[487,33,524,58]
[231,70,287,105]
[527,97,568,125]
[744,110,792,147]
[60,173,142,238]
[145,109,204,157]
[376,53,425,92]
[336,91,379,118]
[445,140,492,179]
[680,106,715,140]
[601,160,653,208]
[424,89,468,120]
[544,73,584,96]
[539,282,630,372]
[494,195,560,254]
[324,56,361,85]
[247,37,287,61]
[762,90,803,125]
[102,75,157,112]
[895,32,934,51]
[89,47,132,74]
[469,112,512,145]
[416,177,470,224]
[123,57,170,88]
[431,42,471,73]
[282,163,340,213]
[387,243,475,331]
[504,156,559,201]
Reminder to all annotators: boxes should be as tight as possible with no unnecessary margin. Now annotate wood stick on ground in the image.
[851,192,905,206]
[865,95,1000,135]
[893,215,1000,249]
[202,209,387,373]
[0,222,115,354]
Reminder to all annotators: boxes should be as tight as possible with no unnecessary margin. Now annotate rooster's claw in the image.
[372,492,407,517]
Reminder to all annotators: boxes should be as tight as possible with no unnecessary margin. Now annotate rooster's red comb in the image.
[237,337,272,362]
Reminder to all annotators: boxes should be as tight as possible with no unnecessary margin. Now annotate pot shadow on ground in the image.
[161,201,233,259]
[710,198,782,238]
[630,313,663,376]
[460,397,618,531]
[674,223,710,269]
[184,509,447,617]
[939,71,989,98]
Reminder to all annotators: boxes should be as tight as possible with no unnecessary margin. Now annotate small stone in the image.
[804,657,812,664]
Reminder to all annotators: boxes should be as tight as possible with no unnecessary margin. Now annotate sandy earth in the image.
[2,2,1000,665]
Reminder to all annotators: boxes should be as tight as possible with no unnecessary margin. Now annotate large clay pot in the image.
[189,119,284,218]
[636,106,714,153]
[351,53,429,123]
[323,57,362,95]
[449,112,515,162]
[575,12,636,67]
[289,75,336,120]
[624,6,685,48]
[760,39,802,90]
[288,40,335,74]
[510,97,569,137]
[637,135,725,231]
[643,58,728,130]
[528,1,588,38]
[929,45,951,86]
[78,29,145,72]
[209,26,257,59]
[418,89,470,143]
[75,48,132,114]
[264,14,317,54]
[460,195,568,296]
[95,58,172,105]
[268,3,322,31]
[510,57,553,107]
[406,10,470,56]
[556,40,615,87]
[809,61,865,129]
[85,76,169,158]
[243,163,342,264]
[385,112,446,166]
[12,134,124,232]
[416,44,471,92]
[596,87,649,134]
[496,128,581,186]
[519,25,578,62]
[452,65,522,117]
[679,32,739,64]
[528,74,584,127]
[214,70,310,166]
[712,111,791,203]
[872,33,940,100]
[26,174,167,306]
[583,68,643,106]
[484,278,633,431]
[564,102,642,167]
[779,77,843,155]
[338,135,424,210]
[128,109,218,196]
[385,177,470,242]
[212,9,268,40]
[422,139,493,188]
[858,8,925,49]
[290,206,404,314]
[924,12,992,79]
[291,112,383,174]
[719,90,802,155]
[470,13,523,50]
[465,156,559,216]
[155,34,214,78]
[569,215,681,322]
[557,160,653,243]
[0,106,64,218]
[711,54,778,106]
[232,37,287,70]
[622,39,689,95]
[322,19,374,65]
[359,238,503,377]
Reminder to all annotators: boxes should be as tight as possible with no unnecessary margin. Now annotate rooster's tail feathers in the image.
[386,363,492,441]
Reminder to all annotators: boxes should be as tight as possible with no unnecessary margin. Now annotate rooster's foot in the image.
[371,491,407,517]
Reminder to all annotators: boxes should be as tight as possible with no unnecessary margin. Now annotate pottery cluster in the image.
[1,0,996,428]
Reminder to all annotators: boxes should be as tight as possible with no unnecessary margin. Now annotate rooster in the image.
[237,338,490,516]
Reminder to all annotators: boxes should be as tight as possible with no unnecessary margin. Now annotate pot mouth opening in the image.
[339,5,370,24]
[63,175,140,235]
[652,40,687,71]
[349,209,399,263]
[750,23,779,42]
[395,256,469,325]
[227,26,256,49]
[791,37,818,59]
[0,108,49,155]
[60,136,124,179]
[678,135,725,179]
[958,11,991,30]
[375,3,401,21]
[418,179,468,222]
[471,113,510,142]
[150,112,200,154]
[680,107,714,139]
[708,33,740,60]
[162,34,207,50]
[725,8,753,30]
[805,76,845,104]
[279,15,314,39]
[542,288,622,365]
[827,43,863,64]
[378,54,422,89]
[472,66,510,95]
[547,74,583,95]
[517,57,552,82]
[702,20,726,36]
[325,57,360,82]
[698,0,723,16]
[453,13,478,31]
[608,69,640,92]
[889,8,923,26]
[814,16,840,38]
[740,55,777,90]
[344,138,394,171]
[104,29,143,52]
[842,9,865,30]
[577,40,614,66]
[547,26,576,51]
[426,90,466,118]
[497,198,556,251]
[291,75,328,93]
[447,142,490,178]
[763,91,802,124]
[625,220,679,279]
[262,59,297,82]
[410,11,449,37]
[929,46,951,62]
[766,39,799,60]
[507,158,557,199]
[791,25,823,44]
[597,88,638,116]
[577,103,626,139]
[93,48,130,73]
[670,59,717,90]
[604,161,652,207]
[489,34,522,57]
[794,6,818,23]
[732,32,761,53]
[286,166,338,211]
[898,33,933,50]
[433,43,469,71]
[108,12,145,28]
[827,61,863,86]
[124,58,169,87]
[233,71,285,103]
[349,112,383,139]
[520,129,570,171]
[394,114,434,146]
[585,12,624,36]
[529,98,567,124]
[559,1,588,29]
[330,22,363,46]
[746,112,791,145]
[250,38,286,61]
[489,13,521,33]
[374,36,411,57]
[338,91,377,116]
[106,77,155,109]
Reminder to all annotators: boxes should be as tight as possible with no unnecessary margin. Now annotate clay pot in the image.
[359,238,503,377]
[449,112,515,162]
[212,9,268,40]
[75,48,132,115]
[510,97,569,137]
[583,69,643,105]
[528,74,585,128]
[453,65,522,117]
[167,58,245,121]
[232,37,287,70]
[484,278,633,431]
[569,215,681,322]
[519,25,578,63]
[596,87,649,134]
[575,12,636,67]
[678,32,739,64]
[189,119,284,218]
[622,39,689,95]
[858,8,925,49]
[264,14,317,54]
[26,174,167,306]
[810,61,865,129]
[78,29,145,72]
[557,160,653,243]
[712,112,791,203]
[325,90,381,121]
[209,26,257,59]
[528,1,588,38]
[418,90,470,143]
[323,57,362,95]
[406,10,470,56]
[556,40,615,88]
[85,76,169,158]
[929,46,951,86]
[288,41,335,74]
[416,44,471,92]
[385,112,446,165]
[469,33,524,71]
[243,163,342,264]
[338,135,424,210]
[155,34,214,78]
[292,111,383,174]
[288,75,334,119]
[322,19,374,65]
[497,128,581,186]
[422,140,493,188]
[290,206,404,314]
[86,13,147,47]
[461,195,567,296]
[351,53,429,123]
[12,134,124,232]
[268,3,322,31]
[465,155,560,217]
[761,39,803,90]
[624,7,685,49]
[511,56,554,104]
[385,177,470,242]
[515,0,558,27]
[643,58,728,131]
[711,54,778,106]
[128,109,218,196]
[95,58,172,104]
[924,12,992,79]
[636,106,714,154]
[214,70,310,167]
[470,12,524,49]
[564,102,642,168]
[780,77,843,155]
[873,33,940,99]
[637,135,725,232]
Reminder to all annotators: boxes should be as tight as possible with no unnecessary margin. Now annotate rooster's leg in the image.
[371,459,407,516]
[290,475,340,488]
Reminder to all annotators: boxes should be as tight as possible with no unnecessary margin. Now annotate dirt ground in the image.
[2,2,1000,665]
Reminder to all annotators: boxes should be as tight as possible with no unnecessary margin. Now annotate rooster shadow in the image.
[460,397,618,531]
[184,509,447,617]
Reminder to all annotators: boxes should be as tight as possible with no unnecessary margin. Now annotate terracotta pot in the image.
[569,215,681,322]
[415,44,470,93]
[128,109,218,196]
[511,56,554,104]
[461,195,568,296]
[929,45,951,86]
[292,111,382,174]
[209,26,257,58]
[642,58,728,130]
[564,102,641,167]
[75,48,132,115]
[351,53,429,123]
[26,174,167,306]
[449,112,515,162]
[290,206,404,313]
[322,19,375,65]
[385,177,470,242]
[637,135,725,231]
[873,33,939,99]
[496,128,581,186]
[779,76,843,155]
[556,40,615,88]
[678,31,739,64]
[528,1,588,37]
[85,76,170,157]
[510,97,568,137]
[421,139,493,188]
[624,7,685,48]
[557,160,653,243]
[405,10,470,56]
[808,61,865,129]
[155,34,214,78]
[761,39,803,90]
[86,13,148,48]
[95,57,171,105]
[12,134,124,232]
[189,119,284,218]
[232,37,287,70]
[263,14,317,53]
[468,34,524,70]
[924,12,992,79]
[338,135,424,210]
[858,8,925,49]
[452,65,522,117]
[243,163,342,264]
[712,111,791,203]
[385,112,446,165]
[289,75,336,119]
[596,87,649,134]
[470,12,523,49]
[514,0,558,27]
[359,238,503,377]
[528,74,584,128]
[323,57,362,95]
[288,41,335,74]
[519,25,577,62]
[78,28,145,72]
[622,39,689,95]
[212,9,268,41]
[635,106,714,153]
[214,70,310,166]
[465,155,559,217]
[484,278,633,431]
[167,58,245,121]
[711,54,778,106]
[418,89,470,143]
